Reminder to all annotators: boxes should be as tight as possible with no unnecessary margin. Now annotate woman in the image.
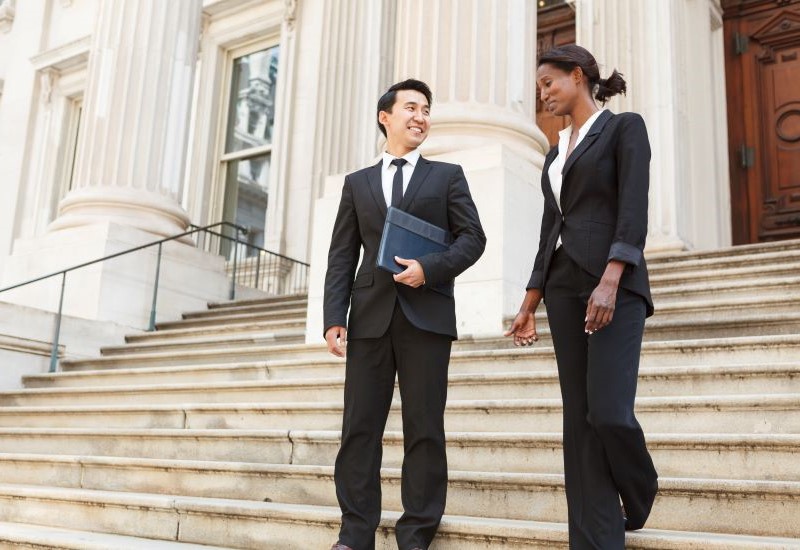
[506,44,658,549]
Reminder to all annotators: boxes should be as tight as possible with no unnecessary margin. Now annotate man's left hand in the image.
[393,256,426,288]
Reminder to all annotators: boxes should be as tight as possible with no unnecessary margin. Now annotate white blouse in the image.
[548,109,606,247]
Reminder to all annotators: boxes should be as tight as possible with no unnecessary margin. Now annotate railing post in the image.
[148,243,163,331]
[49,272,67,373]
[255,250,262,290]
[229,239,238,300]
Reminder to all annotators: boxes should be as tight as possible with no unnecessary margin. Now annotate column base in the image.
[48,186,191,240]
[1,221,233,329]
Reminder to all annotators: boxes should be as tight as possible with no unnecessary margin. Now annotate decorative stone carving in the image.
[283,0,297,30]
[0,0,16,34]
[39,69,58,105]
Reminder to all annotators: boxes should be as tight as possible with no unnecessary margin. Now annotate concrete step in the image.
[2,455,800,536]
[648,248,800,277]
[103,330,306,356]
[1,393,798,433]
[57,334,800,373]
[1,428,798,480]
[125,318,306,344]
[650,275,800,303]
[0,521,229,550]
[206,294,307,310]
[155,309,307,331]
[182,306,308,322]
[646,238,800,264]
[0,483,798,547]
[13,363,800,405]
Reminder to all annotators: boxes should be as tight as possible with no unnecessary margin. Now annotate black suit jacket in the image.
[323,156,486,340]
[527,110,654,317]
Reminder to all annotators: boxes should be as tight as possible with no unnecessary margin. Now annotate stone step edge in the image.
[58,333,800,368]
[27,359,800,386]
[181,306,308,320]
[127,320,306,342]
[1,392,799,416]
[0,485,797,550]
[14,363,800,398]
[645,238,800,263]
[106,329,307,354]
[0,430,799,450]
[651,275,800,296]
[206,294,307,309]
[0,521,228,550]
[2,453,800,499]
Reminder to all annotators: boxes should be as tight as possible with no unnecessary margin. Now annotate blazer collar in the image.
[366,155,433,216]
[561,109,613,180]
[366,160,387,216]
[541,146,561,213]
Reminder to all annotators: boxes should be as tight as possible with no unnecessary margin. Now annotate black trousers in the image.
[544,248,658,550]
[335,302,452,550]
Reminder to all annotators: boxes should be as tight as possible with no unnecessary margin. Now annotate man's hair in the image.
[376,79,433,137]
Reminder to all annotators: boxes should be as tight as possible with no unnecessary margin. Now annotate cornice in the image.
[30,35,91,72]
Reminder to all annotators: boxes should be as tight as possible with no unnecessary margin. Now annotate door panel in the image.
[724,0,800,243]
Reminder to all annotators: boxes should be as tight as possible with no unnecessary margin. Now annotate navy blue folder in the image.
[377,207,453,296]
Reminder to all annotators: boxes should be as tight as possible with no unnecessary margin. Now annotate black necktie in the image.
[390,158,407,208]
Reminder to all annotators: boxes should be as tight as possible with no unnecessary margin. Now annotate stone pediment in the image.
[752,9,800,50]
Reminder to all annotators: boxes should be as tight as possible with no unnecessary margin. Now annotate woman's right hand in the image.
[505,289,543,346]
[505,311,538,346]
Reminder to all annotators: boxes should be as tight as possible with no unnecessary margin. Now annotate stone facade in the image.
[0,0,732,340]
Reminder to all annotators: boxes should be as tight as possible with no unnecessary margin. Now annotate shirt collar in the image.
[558,108,606,145]
[382,149,420,170]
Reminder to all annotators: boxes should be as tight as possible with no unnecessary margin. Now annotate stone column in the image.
[48,0,202,238]
[575,0,732,252]
[306,0,551,340]
[2,0,230,329]
[394,0,548,163]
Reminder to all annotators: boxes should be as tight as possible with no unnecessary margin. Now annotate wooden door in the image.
[724,0,800,244]
[536,0,576,148]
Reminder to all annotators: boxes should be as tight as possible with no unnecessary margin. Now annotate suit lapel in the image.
[541,146,561,212]
[399,156,433,210]
[561,109,613,180]
[366,160,387,216]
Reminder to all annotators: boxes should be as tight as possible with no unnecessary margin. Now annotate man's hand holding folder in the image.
[377,207,453,296]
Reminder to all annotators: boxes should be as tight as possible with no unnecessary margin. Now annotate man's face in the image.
[379,89,430,153]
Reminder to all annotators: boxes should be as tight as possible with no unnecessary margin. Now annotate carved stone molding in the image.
[39,68,59,105]
[283,0,297,30]
[0,0,16,34]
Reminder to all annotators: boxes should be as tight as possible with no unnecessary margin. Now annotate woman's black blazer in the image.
[527,110,654,317]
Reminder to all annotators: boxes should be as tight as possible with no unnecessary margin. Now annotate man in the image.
[323,79,486,550]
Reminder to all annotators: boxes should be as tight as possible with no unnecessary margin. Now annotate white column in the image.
[306,0,551,340]
[394,0,548,163]
[575,0,731,252]
[1,0,230,329]
[48,0,203,238]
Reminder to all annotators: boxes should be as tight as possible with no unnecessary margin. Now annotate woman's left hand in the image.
[585,260,626,334]
[585,280,618,334]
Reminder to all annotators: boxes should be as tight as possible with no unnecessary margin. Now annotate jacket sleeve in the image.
[608,113,651,267]
[526,198,557,291]
[416,165,486,286]
[322,175,361,337]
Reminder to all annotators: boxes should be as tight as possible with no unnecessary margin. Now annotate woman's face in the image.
[536,63,583,117]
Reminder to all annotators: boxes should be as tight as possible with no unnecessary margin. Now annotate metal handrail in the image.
[0,221,309,372]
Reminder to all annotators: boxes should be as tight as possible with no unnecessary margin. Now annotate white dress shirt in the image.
[548,109,606,247]
[381,149,420,207]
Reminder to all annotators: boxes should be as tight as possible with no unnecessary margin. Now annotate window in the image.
[50,98,83,223]
[220,45,280,257]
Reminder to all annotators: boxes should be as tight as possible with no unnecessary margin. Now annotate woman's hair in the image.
[538,44,626,104]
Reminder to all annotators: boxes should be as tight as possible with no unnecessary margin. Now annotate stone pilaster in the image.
[48,0,203,238]
[576,0,732,252]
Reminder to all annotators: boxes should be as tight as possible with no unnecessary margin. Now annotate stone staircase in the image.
[1,240,800,548]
